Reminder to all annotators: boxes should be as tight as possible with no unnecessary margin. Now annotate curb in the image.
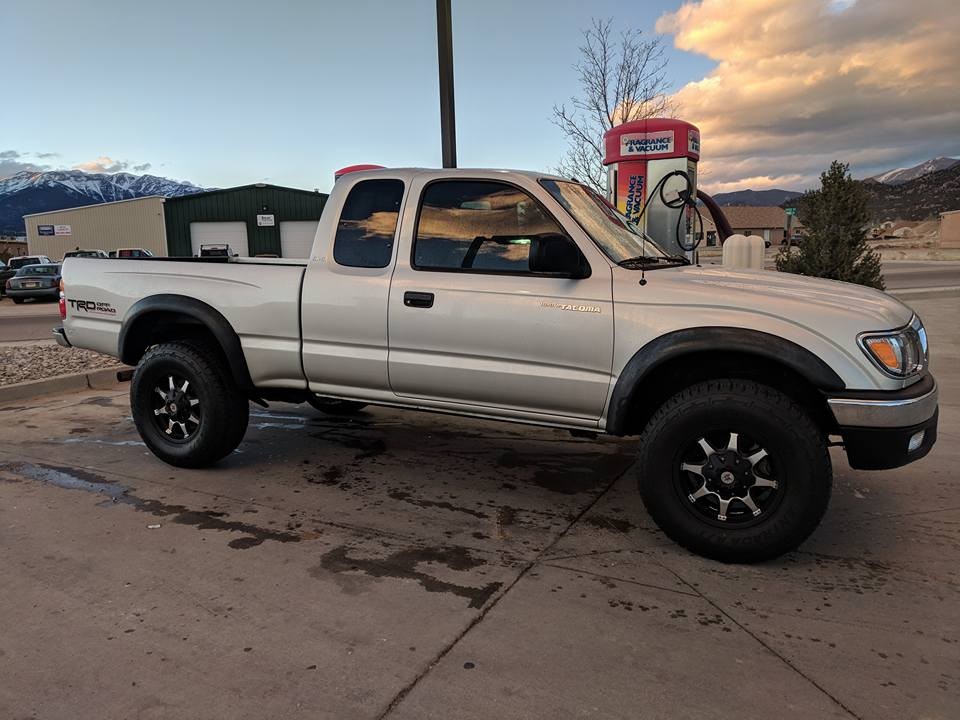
[0,366,126,403]
[889,286,960,301]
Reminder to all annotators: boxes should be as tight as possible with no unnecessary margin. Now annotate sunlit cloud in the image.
[74,156,131,173]
[656,0,960,192]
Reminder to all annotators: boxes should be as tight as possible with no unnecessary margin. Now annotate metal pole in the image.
[436,0,457,168]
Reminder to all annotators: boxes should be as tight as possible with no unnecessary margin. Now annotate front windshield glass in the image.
[540,179,670,262]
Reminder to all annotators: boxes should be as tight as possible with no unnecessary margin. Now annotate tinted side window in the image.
[414,181,565,273]
[333,179,405,268]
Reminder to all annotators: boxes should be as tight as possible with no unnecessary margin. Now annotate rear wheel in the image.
[131,342,249,468]
[636,378,831,562]
[306,396,368,415]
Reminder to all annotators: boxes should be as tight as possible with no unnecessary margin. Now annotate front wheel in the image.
[131,342,249,468]
[636,378,831,563]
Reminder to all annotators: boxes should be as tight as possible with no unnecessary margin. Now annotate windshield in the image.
[10,257,41,269]
[540,179,671,263]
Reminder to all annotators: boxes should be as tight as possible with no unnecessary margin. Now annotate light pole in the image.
[436,0,457,168]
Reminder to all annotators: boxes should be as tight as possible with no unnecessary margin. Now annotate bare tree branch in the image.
[551,18,674,194]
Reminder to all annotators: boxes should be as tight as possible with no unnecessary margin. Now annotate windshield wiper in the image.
[617,255,666,267]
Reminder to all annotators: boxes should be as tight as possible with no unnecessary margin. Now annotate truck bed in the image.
[62,257,308,388]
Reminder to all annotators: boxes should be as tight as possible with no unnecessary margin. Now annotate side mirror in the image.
[528,233,590,278]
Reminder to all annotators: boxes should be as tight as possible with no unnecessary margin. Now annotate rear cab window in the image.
[333,179,405,268]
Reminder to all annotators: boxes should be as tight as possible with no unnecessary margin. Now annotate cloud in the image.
[132,162,152,172]
[656,0,960,192]
[0,149,48,179]
[35,151,60,159]
[73,156,130,173]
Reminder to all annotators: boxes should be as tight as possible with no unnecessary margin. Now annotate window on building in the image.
[413,180,567,274]
[333,179,405,268]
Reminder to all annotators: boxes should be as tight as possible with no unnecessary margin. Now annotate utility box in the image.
[603,119,700,257]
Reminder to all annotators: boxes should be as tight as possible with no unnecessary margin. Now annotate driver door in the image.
[387,178,614,421]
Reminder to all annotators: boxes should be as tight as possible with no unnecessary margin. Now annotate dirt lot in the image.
[0,297,957,720]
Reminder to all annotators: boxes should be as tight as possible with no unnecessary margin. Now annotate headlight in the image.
[859,315,928,377]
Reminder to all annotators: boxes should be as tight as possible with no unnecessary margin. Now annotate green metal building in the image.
[163,184,328,258]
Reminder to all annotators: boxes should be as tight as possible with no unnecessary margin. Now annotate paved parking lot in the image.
[1,297,957,720]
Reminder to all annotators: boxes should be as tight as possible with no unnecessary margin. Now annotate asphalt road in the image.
[0,299,59,342]
[882,261,960,289]
[0,295,956,720]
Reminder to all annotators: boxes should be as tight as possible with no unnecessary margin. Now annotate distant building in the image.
[941,210,960,249]
[696,205,803,246]
[23,184,328,260]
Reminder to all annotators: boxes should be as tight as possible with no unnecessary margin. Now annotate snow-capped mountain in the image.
[0,169,207,233]
[869,157,960,185]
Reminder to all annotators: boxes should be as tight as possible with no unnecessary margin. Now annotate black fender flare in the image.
[605,327,846,435]
[118,294,254,391]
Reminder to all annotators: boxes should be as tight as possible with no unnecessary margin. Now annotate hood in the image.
[618,265,914,331]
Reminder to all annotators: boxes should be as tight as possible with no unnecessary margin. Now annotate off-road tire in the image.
[636,378,831,563]
[306,396,368,415]
[131,341,249,468]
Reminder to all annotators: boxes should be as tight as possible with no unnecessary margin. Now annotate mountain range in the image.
[863,161,960,222]
[0,170,205,233]
[710,157,960,209]
[868,157,959,185]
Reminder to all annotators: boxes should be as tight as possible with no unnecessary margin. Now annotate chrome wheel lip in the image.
[150,373,201,443]
[675,429,783,527]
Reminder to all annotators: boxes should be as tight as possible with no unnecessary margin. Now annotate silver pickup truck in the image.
[56,167,938,562]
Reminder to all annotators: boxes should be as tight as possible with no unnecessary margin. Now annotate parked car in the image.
[57,167,938,563]
[63,249,109,259]
[0,255,52,296]
[116,248,154,258]
[6,263,61,303]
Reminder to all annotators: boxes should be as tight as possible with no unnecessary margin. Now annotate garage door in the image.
[189,222,249,257]
[280,221,319,259]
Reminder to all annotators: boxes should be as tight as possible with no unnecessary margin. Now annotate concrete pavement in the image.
[0,297,957,719]
[882,261,960,290]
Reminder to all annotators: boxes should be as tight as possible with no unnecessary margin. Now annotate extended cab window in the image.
[333,179,404,268]
[414,181,567,273]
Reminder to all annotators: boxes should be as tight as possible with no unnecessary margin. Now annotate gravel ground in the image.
[0,345,122,386]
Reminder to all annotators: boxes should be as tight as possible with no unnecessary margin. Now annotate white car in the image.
[56,168,937,562]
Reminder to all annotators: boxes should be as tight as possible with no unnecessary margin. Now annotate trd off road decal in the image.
[67,299,117,315]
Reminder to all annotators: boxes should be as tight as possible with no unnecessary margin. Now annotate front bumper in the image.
[827,375,938,470]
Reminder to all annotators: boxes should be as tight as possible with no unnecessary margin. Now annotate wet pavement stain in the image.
[388,489,490,519]
[82,396,116,407]
[315,545,502,609]
[0,462,299,550]
[497,450,630,495]
[584,515,635,533]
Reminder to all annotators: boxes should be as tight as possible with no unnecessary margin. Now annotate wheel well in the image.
[120,311,241,387]
[613,350,838,438]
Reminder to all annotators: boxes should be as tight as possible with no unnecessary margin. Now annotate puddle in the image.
[0,462,298,550]
[63,438,146,447]
[315,544,502,609]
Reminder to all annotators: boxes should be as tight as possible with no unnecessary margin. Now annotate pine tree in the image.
[776,161,884,290]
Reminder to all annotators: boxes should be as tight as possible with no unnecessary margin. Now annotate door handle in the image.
[403,291,435,309]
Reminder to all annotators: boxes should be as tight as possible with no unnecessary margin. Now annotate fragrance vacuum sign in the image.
[620,130,675,156]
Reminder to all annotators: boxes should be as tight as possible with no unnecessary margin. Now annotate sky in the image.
[2,0,958,194]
